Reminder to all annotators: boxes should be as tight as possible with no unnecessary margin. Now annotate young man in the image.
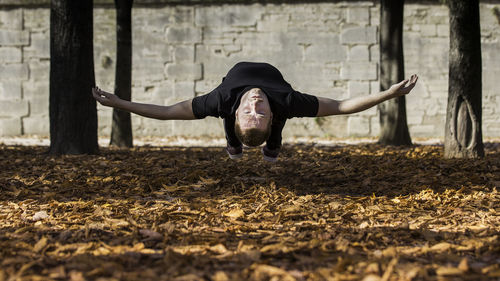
[93,62,418,162]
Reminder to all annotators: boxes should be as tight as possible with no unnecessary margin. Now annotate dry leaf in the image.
[33,236,48,253]
[223,208,245,219]
[430,242,452,252]
[139,229,163,241]
[32,211,49,221]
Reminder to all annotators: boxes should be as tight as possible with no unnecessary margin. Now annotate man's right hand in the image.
[92,87,121,107]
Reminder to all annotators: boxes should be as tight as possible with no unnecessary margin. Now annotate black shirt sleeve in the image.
[287,91,319,118]
[191,89,221,119]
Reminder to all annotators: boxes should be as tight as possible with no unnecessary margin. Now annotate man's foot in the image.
[262,146,280,162]
[226,145,243,160]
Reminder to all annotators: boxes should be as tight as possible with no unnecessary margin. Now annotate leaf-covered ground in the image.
[0,142,499,281]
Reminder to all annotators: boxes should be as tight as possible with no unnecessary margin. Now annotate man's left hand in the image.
[388,74,419,97]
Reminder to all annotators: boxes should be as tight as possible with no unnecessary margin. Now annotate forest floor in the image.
[0,141,499,281]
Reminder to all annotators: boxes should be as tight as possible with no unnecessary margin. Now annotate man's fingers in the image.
[396,79,409,90]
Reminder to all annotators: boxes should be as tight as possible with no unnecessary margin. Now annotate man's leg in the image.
[262,119,285,162]
[223,117,243,159]
[262,145,280,162]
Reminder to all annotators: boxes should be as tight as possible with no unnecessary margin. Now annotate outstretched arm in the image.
[92,87,195,120]
[316,74,418,117]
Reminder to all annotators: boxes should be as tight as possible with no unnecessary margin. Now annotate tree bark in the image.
[49,0,98,154]
[378,0,412,146]
[444,0,484,158]
[110,0,134,148]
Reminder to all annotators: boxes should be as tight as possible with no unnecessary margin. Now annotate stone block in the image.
[437,24,448,37]
[321,116,350,138]
[0,117,21,136]
[172,7,195,24]
[407,114,424,125]
[257,14,289,32]
[23,81,49,100]
[173,81,195,100]
[370,80,380,94]
[348,81,370,98]
[195,80,220,94]
[133,58,165,85]
[165,63,202,81]
[0,63,28,81]
[29,61,50,82]
[280,118,320,138]
[341,26,377,44]
[410,124,438,137]
[166,27,202,44]
[369,44,379,61]
[134,83,170,105]
[223,44,242,56]
[174,45,195,62]
[420,24,437,37]
[348,116,370,136]
[0,30,29,46]
[97,113,112,136]
[370,7,379,26]
[283,63,335,93]
[0,47,21,62]
[23,32,50,59]
[348,45,369,61]
[340,62,378,80]
[347,7,370,25]
[422,115,446,127]
[0,100,28,117]
[0,81,21,99]
[304,35,347,62]
[23,9,49,31]
[195,5,261,27]
[322,63,341,81]
[27,97,49,116]
[137,118,173,137]
[23,115,49,135]
[369,116,380,137]
[0,9,22,30]
[172,118,224,138]
[132,30,166,59]
[133,8,169,32]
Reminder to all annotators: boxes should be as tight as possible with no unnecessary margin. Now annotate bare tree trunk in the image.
[444,0,484,158]
[110,0,133,147]
[378,0,412,146]
[49,0,97,154]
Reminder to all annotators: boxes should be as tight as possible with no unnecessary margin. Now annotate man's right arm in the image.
[92,87,195,120]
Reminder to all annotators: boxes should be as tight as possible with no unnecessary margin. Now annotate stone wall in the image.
[0,2,499,139]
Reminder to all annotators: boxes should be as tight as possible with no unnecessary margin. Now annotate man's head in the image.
[235,88,273,147]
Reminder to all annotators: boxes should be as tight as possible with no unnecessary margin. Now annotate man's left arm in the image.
[316,74,418,117]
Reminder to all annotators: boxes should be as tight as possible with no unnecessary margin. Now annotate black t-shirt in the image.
[192,62,318,149]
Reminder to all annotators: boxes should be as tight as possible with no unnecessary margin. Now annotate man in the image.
[93,62,418,162]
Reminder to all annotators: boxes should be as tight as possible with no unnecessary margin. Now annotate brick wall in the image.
[1,2,499,139]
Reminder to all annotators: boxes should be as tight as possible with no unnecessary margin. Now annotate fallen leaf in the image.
[33,236,48,253]
[139,229,163,241]
[223,208,245,220]
[32,211,49,221]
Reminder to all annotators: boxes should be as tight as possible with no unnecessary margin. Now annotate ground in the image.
[0,142,499,281]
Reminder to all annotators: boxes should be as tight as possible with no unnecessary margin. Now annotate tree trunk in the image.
[49,0,98,154]
[444,0,484,158]
[110,0,133,148]
[378,0,412,146]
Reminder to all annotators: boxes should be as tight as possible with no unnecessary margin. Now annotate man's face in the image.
[236,88,272,131]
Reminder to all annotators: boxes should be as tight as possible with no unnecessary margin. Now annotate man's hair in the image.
[235,120,272,147]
